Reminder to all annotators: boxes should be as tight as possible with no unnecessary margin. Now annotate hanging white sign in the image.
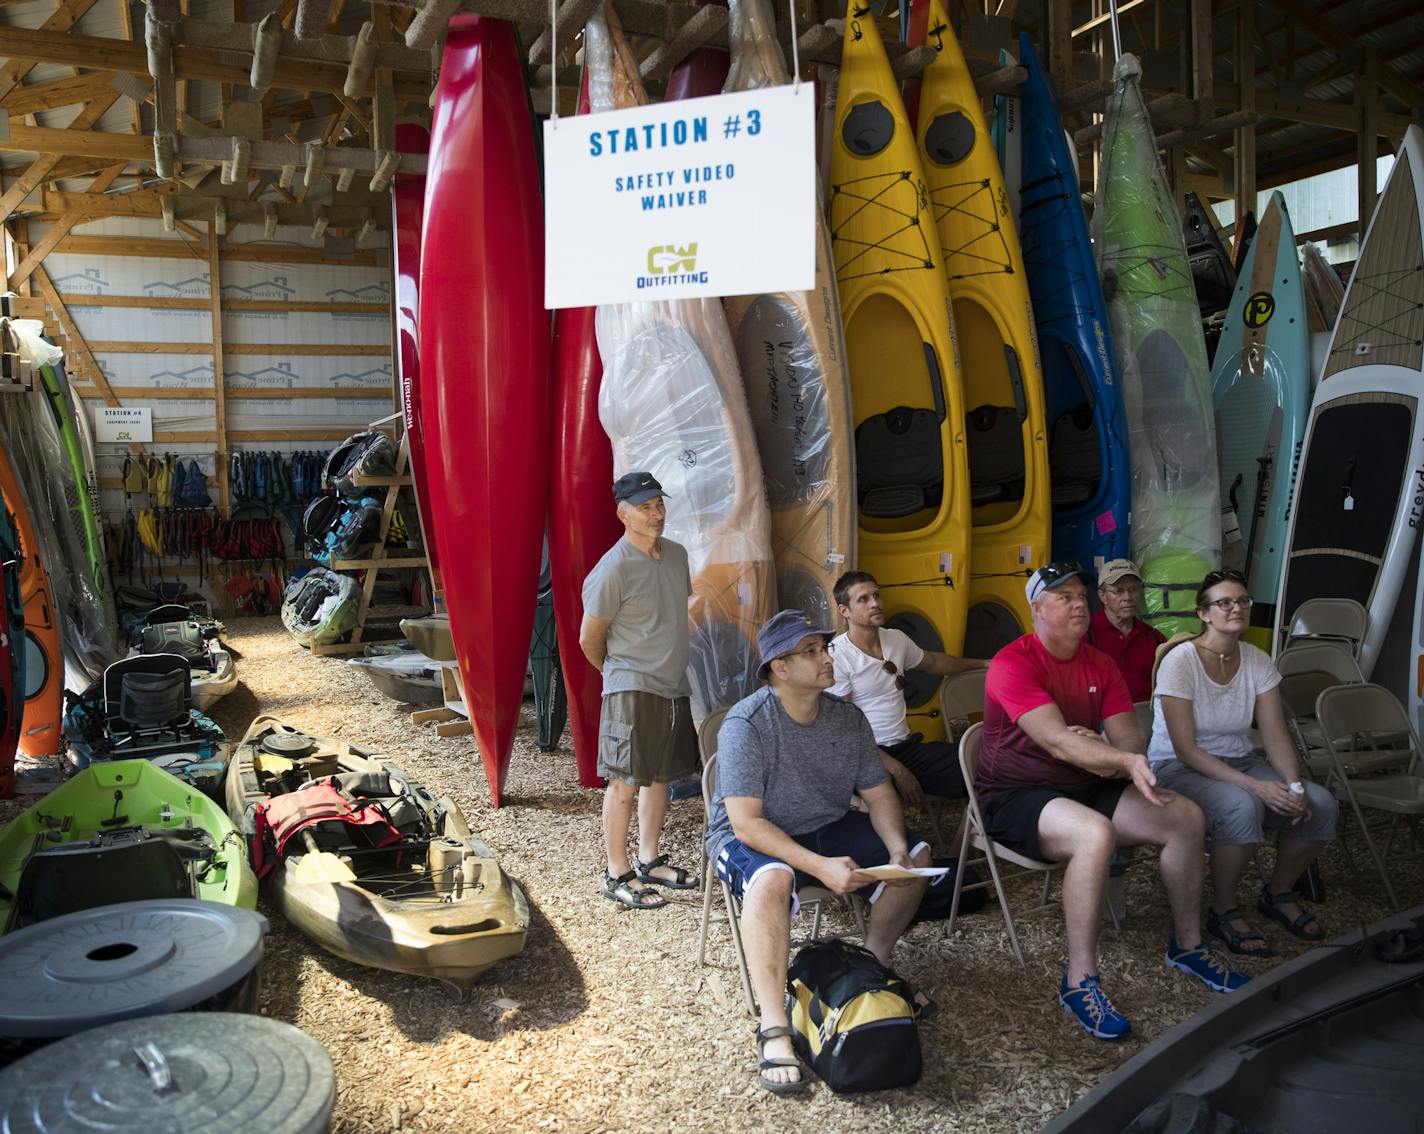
[95,406,152,443]
[543,84,816,308]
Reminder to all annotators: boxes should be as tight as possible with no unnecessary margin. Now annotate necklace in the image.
[1194,639,1239,677]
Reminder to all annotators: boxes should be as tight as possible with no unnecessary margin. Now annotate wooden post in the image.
[1357,46,1379,240]
[1233,2,1256,243]
[1048,0,1072,85]
[1190,0,1213,103]
[208,223,230,516]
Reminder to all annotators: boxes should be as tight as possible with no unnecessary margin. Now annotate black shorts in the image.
[979,778,1130,862]
[884,737,967,799]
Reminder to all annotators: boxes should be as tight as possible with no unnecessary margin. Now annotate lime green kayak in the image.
[1094,54,1219,636]
[0,760,256,932]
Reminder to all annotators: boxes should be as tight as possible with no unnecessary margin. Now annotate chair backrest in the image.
[1275,642,1364,684]
[1315,682,1421,775]
[939,668,987,729]
[101,653,192,727]
[1150,631,1198,690]
[1133,700,1153,747]
[958,722,984,792]
[1278,670,1342,723]
[1284,598,1368,657]
[698,708,729,822]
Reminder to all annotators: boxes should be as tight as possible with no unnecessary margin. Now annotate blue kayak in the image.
[1014,33,1131,569]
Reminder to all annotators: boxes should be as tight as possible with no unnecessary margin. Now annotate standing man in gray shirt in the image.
[707,609,931,1095]
[581,471,700,910]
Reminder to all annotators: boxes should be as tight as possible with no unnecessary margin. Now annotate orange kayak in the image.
[0,441,62,756]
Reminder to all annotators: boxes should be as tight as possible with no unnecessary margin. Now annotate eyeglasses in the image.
[1203,595,1254,612]
[882,659,906,691]
[781,642,831,662]
[1039,561,1085,582]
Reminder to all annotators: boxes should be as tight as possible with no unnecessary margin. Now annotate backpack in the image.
[785,940,922,1094]
[324,431,397,494]
[138,620,217,671]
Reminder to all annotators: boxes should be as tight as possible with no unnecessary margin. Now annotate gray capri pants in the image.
[1153,757,1338,846]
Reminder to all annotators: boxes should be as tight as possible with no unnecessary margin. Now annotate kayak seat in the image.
[15,827,199,927]
[966,404,1026,506]
[1049,406,1102,508]
[103,654,193,727]
[856,407,943,519]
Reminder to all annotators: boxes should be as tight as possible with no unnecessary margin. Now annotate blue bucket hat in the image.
[756,609,834,680]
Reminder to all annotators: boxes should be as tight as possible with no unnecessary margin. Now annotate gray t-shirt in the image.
[581,537,692,699]
[706,687,889,861]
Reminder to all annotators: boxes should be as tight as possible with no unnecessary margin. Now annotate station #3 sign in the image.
[543,85,816,308]
[95,406,153,443]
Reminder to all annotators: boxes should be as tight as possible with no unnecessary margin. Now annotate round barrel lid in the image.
[0,1013,335,1134]
[0,901,268,1038]
[261,732,315,757]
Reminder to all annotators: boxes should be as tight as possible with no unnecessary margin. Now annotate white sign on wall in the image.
[543,85,816,308]
[95,406,152,443]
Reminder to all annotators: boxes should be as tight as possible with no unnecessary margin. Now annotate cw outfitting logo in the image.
[647,243,698,274]
[637,243,709,290]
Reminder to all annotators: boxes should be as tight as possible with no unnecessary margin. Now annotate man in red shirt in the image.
[1086,558,1165,702]
[979,562,1247,1040]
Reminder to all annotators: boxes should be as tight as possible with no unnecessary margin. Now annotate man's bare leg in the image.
[634,782,677,881]
[1037,799,1116,984]
[865,844,932,966]
[740,870,800,1088]
[1111,788,1206,948]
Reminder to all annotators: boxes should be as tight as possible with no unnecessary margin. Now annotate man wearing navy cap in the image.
[706,609,931,1094]
[581,471,700,910]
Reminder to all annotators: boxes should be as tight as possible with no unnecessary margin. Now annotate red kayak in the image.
[421,16,550,807]
[663,0,728,101]
[392,122,439,588]
[550,74,620,791]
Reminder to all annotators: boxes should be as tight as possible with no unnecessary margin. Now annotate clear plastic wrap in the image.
[1094,54,1220,636]
[721,0,855,629]
[587,8,775,720]
[1302,242,1345,335]
[0,388,115,685]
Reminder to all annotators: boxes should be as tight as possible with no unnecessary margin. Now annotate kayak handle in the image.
[132,1042,179,1096]
[921,343,947,422]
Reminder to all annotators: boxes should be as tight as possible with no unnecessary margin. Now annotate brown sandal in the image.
[755,1026,809,1095]
[602,869,667,910]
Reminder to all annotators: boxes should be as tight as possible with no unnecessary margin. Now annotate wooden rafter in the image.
[0,0,103,103]
[0,92,121,221]
[8,163,127,288]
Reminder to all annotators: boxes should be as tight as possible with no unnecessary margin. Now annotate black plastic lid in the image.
[0,1013,335,1134]
[0,900,268,1038]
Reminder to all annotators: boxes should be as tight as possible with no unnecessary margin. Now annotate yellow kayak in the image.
[830,1,970,739]
[916,0,1050,658]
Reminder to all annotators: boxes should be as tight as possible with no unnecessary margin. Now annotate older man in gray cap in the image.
[1087,558,1166,702]
[581,471,700,910]
[706,609,931,1094]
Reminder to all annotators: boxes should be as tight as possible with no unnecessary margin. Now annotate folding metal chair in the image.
[1282,598,1368,659]
[694,714,867,1015]
[1315,682,1424,911]
[945,724,1119,965]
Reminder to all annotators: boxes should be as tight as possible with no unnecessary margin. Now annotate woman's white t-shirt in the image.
[1148,641,1281,767]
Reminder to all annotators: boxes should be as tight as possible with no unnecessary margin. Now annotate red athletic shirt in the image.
[1086,608,1165,703]
[978,634,1134,802]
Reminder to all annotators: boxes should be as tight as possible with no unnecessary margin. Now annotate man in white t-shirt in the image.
[828,570,986,807]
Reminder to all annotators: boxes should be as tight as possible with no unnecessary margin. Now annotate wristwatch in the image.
[1288,781,1305,796]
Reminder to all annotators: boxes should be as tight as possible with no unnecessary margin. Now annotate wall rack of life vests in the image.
[298,424,432,659]
[107,446,333,620]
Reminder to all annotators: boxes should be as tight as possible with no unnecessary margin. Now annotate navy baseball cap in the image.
[756,609,835,679]
[613,471,666,505]
[1024,561,1094,603]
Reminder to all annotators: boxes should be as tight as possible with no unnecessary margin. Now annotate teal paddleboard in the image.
[1211,192,1308,651]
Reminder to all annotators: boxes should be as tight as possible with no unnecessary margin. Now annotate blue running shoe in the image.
[1059,973,1131,1039]
[1165,938,1251,993]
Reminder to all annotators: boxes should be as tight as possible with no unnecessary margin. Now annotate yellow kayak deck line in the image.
[830,1,971,738]
[917,0,1050,658]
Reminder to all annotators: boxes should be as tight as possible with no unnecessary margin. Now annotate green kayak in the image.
[1094,54,1220,636]
[0,759,256,933]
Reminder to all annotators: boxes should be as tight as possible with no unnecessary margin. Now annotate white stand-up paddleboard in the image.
[1277,125,1424,681]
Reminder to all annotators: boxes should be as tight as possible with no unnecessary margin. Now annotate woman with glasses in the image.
[1149,570,1338,956]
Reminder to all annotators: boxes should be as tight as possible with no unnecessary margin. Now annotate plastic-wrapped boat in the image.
[586,3,775,721]
[1094,53,1220,637]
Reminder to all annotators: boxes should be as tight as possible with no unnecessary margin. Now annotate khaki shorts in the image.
[598,690,699,787]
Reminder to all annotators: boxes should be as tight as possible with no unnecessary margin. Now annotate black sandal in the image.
[634,853,699,890]
[1257,889,1324,941]
[1206,907,1276,956]
[602,869,667,910]
[755,1025,809,1095]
